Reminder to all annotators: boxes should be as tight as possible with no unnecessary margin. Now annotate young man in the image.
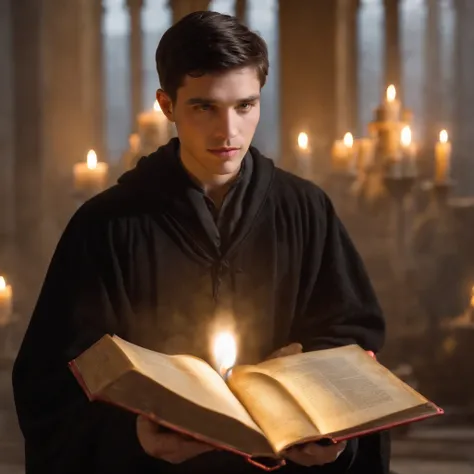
[13,11,389,474]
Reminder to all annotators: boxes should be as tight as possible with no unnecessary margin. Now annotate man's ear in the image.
[156,89,174,122]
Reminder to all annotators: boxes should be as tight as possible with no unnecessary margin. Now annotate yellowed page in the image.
[113,336,263,434]
[246,345,428,435]
[229,369,321,453]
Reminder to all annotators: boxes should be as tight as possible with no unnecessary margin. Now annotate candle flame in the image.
[440,129,448,144]
[387,85,396,102]
[86,150,98,170]
[213,331,237,377]
[401,126,412,147]
[0,277,5,290]
[343,132,354,148]
[153,100,161,112]
[297,132,309,150]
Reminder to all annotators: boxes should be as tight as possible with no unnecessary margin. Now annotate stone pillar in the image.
[424,0,442,144]
[127,0,145,133]
[81,0,107,159]
[169,0,211,24]
[279,0,338,170]
[453,0,473,195]
[41,1,90,258]
[11,0,45,308]
[235,0,247,24]
[336,0,360,138]
[0,0,14,251]
[383,0,402,94]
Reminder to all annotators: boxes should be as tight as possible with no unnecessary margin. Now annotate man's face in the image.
[159,67,261,179]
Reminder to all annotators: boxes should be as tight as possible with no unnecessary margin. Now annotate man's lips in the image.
[208,147,241,158]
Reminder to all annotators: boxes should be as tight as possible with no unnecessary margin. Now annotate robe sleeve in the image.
[12,208,161,474]
[292,191,385,353]
[289,191,389,474]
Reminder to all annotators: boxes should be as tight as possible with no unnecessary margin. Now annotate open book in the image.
[69,335,443,470]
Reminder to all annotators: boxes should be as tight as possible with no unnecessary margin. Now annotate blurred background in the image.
[1,0,474,472]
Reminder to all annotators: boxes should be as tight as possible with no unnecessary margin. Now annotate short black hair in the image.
[156,10,269,103]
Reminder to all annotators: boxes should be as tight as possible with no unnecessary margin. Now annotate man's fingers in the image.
[284,441,346,467]
[267,343,303,360]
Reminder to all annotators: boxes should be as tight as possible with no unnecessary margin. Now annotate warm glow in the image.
[440,129,449,144]
[401,126,412,147]
[297,132,309,150]
[471,286,474,308]
[386,85,397,102]
[0,277,5,291]
[86,150,98,170]
[343,132,354,149]
[213,331,237,376]
[153,100,161,112]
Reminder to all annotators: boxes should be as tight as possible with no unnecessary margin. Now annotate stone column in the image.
[11,0,45,308]
[41,1,89,257]
[383,0,402,94]
[336,0,360,138]
[235,0,247,24]
[81,0,107,159]
[424,0,442,145]
[453,0,473,195]
[127,0,145,133]
[0,0,14,251]
[279,0,338,171]
[169,0,211,24]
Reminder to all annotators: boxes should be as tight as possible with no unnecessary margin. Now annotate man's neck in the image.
[179,150,240,207]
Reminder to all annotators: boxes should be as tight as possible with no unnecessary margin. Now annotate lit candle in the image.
[331,132,355,174]
[384,85,401,122]
[73,150,109,196]
[0,276,12,326]
[435,130,452,185]
[400,125,417,177]
[213,331,237,379]
[296,132,312,179]
[137,100,170,152]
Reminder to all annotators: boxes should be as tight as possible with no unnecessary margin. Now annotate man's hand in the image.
[266,342,303,360]
[136,415,214,463]
[284,441,347,467]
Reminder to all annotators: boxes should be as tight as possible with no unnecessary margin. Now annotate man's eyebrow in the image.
[186,95,261,105]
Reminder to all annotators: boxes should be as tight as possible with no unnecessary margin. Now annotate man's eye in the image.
[238,103,254,111]
[194,104,212,111]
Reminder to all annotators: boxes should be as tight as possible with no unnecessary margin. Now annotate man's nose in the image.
[215,110,238,140]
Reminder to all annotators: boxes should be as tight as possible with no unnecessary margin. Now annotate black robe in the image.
[12,139,389,474]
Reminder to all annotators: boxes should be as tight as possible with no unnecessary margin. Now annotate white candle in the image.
[400,126,417,177]
[73,150,109,196]
[137,101,170,152]
[296,132,312,179]
[383,85,401,122]
[435,130,452,185]
[0,276,12,326]
[331,132,355,174]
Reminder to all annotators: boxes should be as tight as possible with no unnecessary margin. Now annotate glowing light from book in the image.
[213,331,237,377]
[297,132,309,151]
[343,132,354,149]
[386,84,396,102]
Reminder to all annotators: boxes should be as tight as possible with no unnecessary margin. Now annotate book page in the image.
[246,345,428,435]
[229,369,321,453]
[113,336,262,433]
